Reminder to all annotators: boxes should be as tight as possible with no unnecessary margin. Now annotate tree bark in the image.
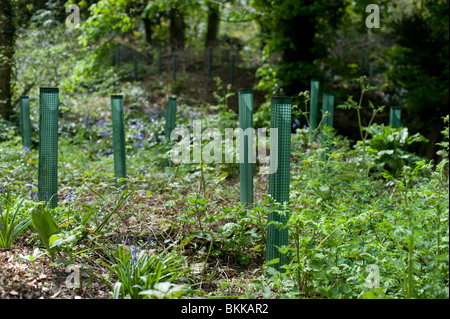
[205,2,220,48]
[169,7,185,52]
[143,16,152,45]
[0,0,14,119]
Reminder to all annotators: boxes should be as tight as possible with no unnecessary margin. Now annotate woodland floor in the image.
[0,57,269,299]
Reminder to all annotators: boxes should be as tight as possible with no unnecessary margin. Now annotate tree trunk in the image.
[0,0,14,119]
[169,7,185,52]
[143,16,152,45]
[205,2,219,48]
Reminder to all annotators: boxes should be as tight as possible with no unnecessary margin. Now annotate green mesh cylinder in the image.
[207,48,212,78]
[20,95,32,150]
[321,93,334,161]
[239,89,254,206]
[230,55,235,86]
[267,96,292,271]
[38,88,59,208]
[322,93,334,129]
[158,48,162,75]
[111,95,126,185]
[172,55,177,81]
[309,79,320,141]
[165,97,177,167]
[390,106,402,128]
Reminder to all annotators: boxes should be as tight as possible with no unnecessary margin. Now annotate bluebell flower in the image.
[101,131,108,137]
[23,146,31,153]
[134,133,145,141]
[29,188,39,202]
[145,237,154,250]
[95,119,104,126]
[65,189,75,202]
[130,246,138,262]
[293,118,301,128]
[149,114,158,121]
[133,141,144,147]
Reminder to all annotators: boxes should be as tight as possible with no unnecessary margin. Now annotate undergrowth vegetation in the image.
[0,73,448,299]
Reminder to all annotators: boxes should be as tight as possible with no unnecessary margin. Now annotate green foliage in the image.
[0,188,32,248]
[357,124,429,176]
[385,1,449,134]
[31,203,59,256]
[244,125,449,299]
[437,115,449,151]
[18,247,45,274]
[251,0,347,95]
[99,243,190,299]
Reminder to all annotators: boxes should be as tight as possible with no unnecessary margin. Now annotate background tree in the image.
[251,0,347,96]
[204,0,220,48]
[0,0,14,119]
[385,0,449,158]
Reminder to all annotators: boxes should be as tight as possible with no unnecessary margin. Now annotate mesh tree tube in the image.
[38,88,59,208]
[321,93,335,161]
[390,106,402,128]
[111,95,126,185]
[165,97,177,167]
[267,96,292,271]
[309,79,320,141]
[239,89,254,206]
[20,95,32,150]
[322,93,334,129]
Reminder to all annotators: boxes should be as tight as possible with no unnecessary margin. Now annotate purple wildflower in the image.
[65,189,75,202]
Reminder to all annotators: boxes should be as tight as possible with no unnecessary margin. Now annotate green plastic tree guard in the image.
[321,93,334,161]
[38,88,59,208]
[207,48,212,78]
[239,89,254,206]
[267,96,292,272]
[165,97,177,167]
[20,95,32,150]
[111,95,126,186]
[230,55,235,86]
[172,55,177,81]
[309,79,320,141]
[158,48,162,75]
[390,106,402,128]
[322,93,334,129]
